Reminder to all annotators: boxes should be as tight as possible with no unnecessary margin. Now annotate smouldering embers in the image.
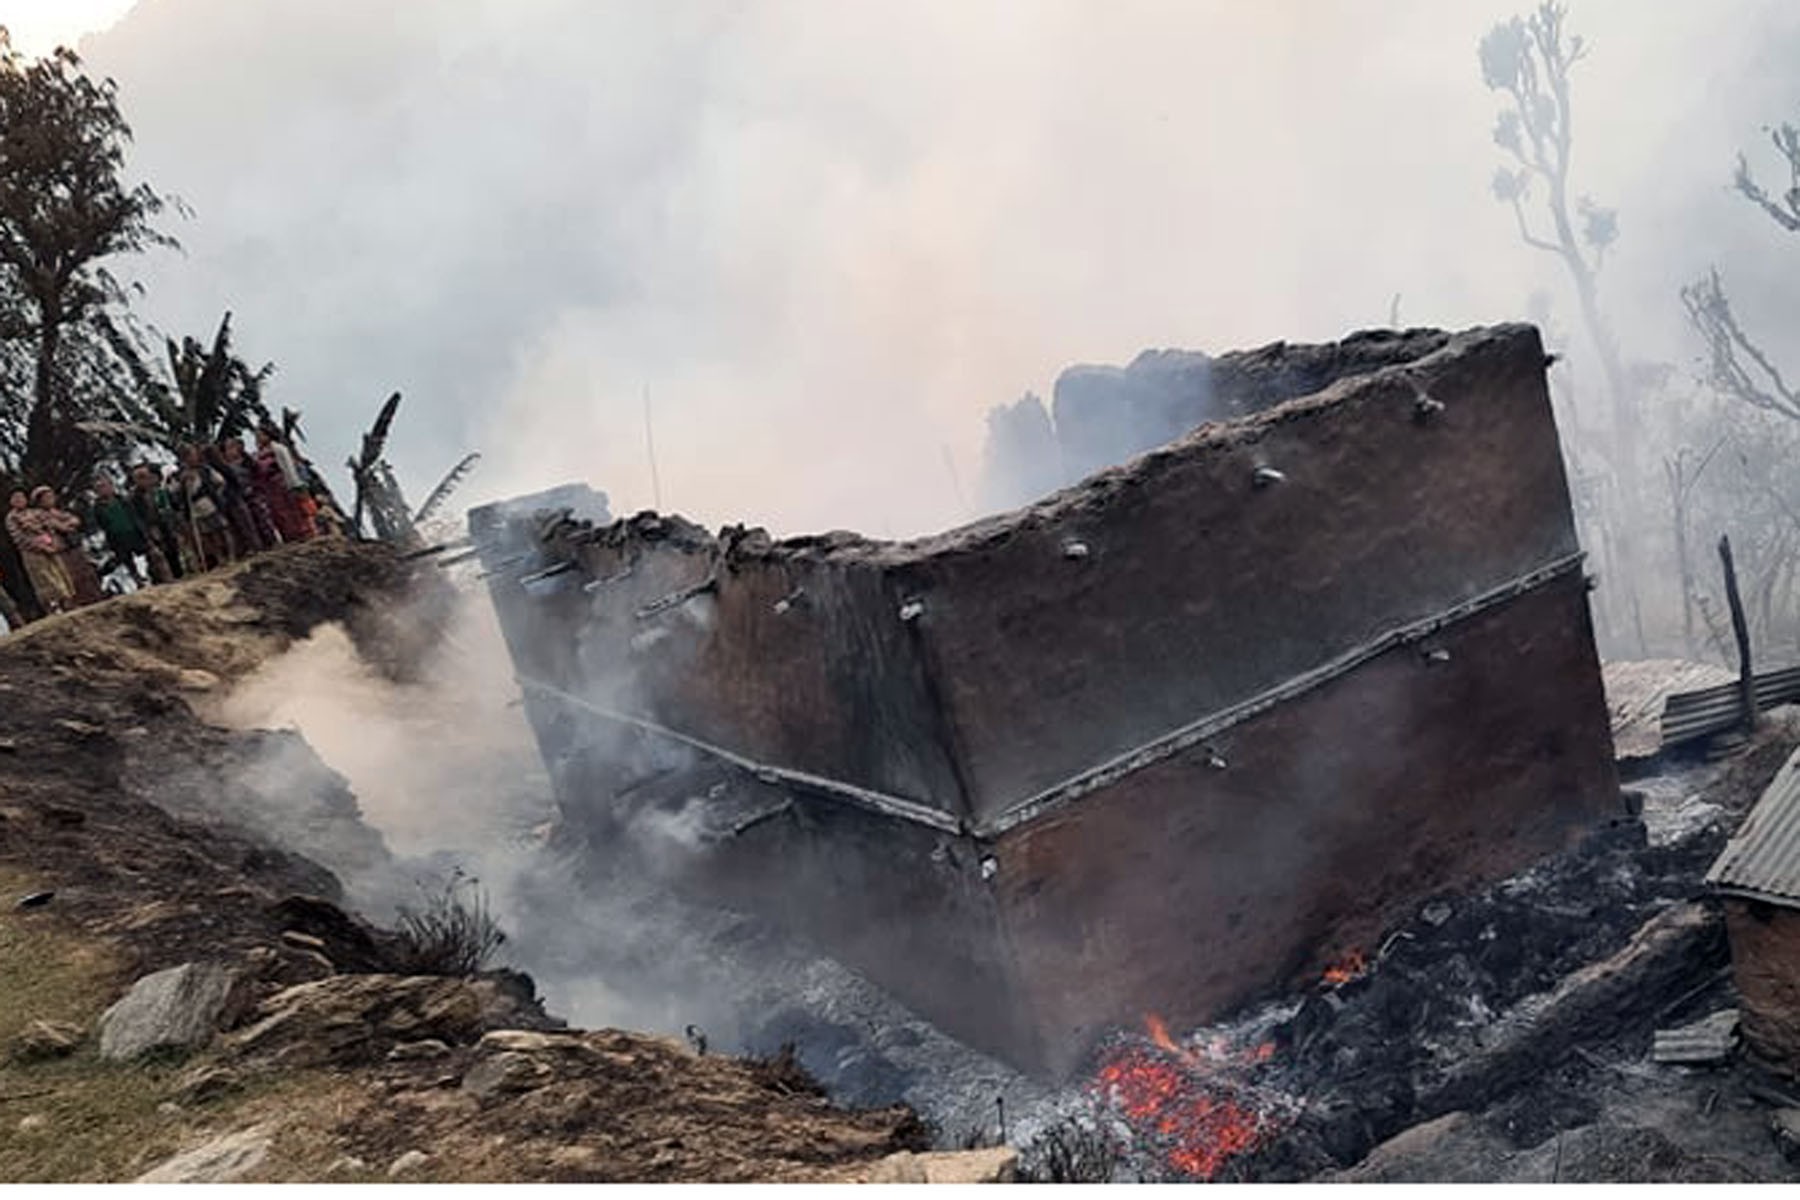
[1090,1014,1298,1181]
[1319,947,1369,988]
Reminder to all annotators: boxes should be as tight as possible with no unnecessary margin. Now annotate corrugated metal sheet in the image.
[1651,1010,1739,1064]
[1660,666,1800,749]
[1706,747,1800,906]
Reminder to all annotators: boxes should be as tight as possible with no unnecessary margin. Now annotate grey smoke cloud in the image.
[70,0,1800,537]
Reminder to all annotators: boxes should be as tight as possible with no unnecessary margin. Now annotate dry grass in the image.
[0,865,175,1182]
[0,868,124,1048]
[0,866,350,1182]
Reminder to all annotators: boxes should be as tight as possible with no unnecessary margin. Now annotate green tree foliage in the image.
[0,27,175,491]
[79,310,275,449]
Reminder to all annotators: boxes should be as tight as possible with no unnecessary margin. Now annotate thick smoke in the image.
[68,0,1800,542]
[212,578,1047,1135]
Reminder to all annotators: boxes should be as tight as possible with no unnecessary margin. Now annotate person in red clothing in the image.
[251,426,312,544]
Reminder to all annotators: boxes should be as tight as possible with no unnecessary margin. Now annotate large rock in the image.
[226,973,546,1067]
[135,1125,273,1183]
[97,963,247,1061]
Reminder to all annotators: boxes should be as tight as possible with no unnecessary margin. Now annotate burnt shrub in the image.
[1018,1112,1124,1183]
[747,1041,828,1099]
[391,872,506,976]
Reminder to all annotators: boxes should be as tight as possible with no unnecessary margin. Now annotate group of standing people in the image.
[0,427,347,629]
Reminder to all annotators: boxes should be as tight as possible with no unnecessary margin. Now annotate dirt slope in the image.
[0,541,925,1182]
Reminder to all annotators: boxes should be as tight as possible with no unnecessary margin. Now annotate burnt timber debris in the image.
[471,323,1621,1079]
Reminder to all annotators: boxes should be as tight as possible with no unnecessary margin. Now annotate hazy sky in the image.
[1,0,134,56]
[13,0,1798,537]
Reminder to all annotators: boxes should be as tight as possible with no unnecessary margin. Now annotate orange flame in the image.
[1145,1013,1181,1055]
[1320,948,1367,987]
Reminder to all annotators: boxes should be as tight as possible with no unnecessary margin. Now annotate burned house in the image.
[1708,748,1800,1074]
[471,323,1621,1078]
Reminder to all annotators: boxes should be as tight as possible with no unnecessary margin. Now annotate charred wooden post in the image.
[1719,534,1757,734]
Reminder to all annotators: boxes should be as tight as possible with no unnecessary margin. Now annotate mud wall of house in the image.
[990,573,1619,1077]
[472,507,968,824]
[486,325,1578,835]
[901,324,1581,825]
[1726,899,1800,1074]
[556,526,968,817]
[472,508,1026,1063]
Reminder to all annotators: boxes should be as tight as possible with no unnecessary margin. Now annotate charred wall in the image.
[907,326,1579,823]
[994,573,1615,1071]
[474,322,1619,1079]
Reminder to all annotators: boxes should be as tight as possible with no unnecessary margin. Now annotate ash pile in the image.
[1066,695,1800,1183]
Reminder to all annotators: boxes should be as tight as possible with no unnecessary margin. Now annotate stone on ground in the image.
[387,1038,451,1062]
[388,1149,431,1177]
[97,962,246,1060]
[226,973,543,1068]
[173,1062,244,1104]
[135,1124,273,1183]
[461,1050,555,1099]
[864,1147,1019,1184]
[9,1018,84,1062]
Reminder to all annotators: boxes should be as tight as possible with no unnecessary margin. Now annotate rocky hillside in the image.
[0,541,961,1183]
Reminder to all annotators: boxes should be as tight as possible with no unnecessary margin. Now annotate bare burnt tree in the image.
[1480,1,1642,652]
[1683,118,1800,422]
[1735,120,1800,234]
[1674,113,1800,658]
[1481,2,1630,463]
[1662,438,1723,657]
[0,29,178,493]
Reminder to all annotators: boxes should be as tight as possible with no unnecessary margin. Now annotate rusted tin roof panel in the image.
[1707,746,1800,906]
[1662,667,1800,749]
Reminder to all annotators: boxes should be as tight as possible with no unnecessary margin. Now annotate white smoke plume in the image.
[62,0,1800,541]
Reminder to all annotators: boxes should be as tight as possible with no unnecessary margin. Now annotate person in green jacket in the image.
[91,473,155,586]
[125,466,181,583]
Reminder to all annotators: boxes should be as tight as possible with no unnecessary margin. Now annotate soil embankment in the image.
[0,541,929,1183]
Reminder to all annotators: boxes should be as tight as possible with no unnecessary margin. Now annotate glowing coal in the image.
[1090,1016,1297,1180]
